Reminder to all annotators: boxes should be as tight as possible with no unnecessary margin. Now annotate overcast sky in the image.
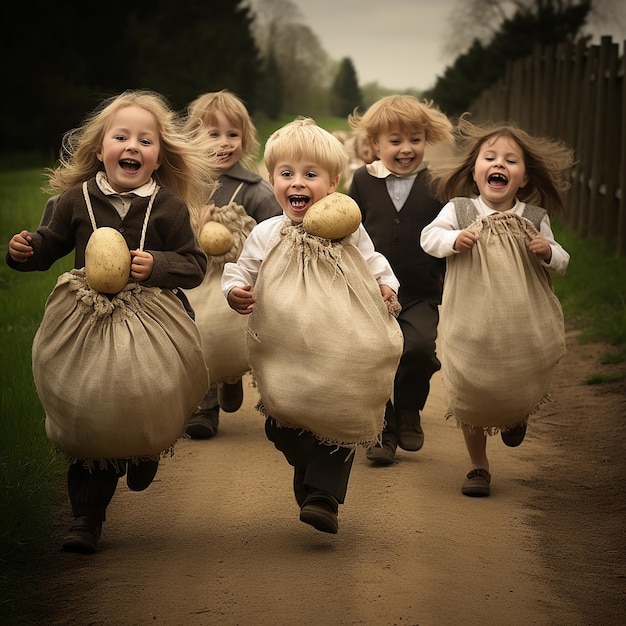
[285,0,626,92]
[290,0,458,91]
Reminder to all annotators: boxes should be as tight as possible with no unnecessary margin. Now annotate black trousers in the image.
[265,418,354,503]
[67,462,125,521]
[384,300,441,434]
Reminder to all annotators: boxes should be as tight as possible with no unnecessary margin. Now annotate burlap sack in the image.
[440,211,565,432]
[186,188,257,382]
[246,220,404,448]
[32,269,209,464]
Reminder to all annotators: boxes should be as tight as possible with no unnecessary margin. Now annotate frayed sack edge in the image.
[256,400,380,459]
[445,392,552,436]
[61,429,186,472]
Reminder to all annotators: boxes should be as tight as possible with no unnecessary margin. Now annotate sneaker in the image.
[185,407,219,439]
[299,492,339,534]
[366,436,397,465]
[126,459,159,491]
[461,468,491,497]
[501,422,527,447]
[397,410,424,451]
[62,516,102,554]
[218,379,244,413]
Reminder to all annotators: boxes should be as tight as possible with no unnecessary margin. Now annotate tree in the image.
[0,0,261,156]
[330,58,363,117]
[249,0,333,116]
[257,48,285,120]
[127,0,261,112]
[426,0,592,116]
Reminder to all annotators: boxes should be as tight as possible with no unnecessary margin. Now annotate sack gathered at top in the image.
[440,201,565,433]
[186,183,257,383]
[247,219,404,449]
[32,183,209,467]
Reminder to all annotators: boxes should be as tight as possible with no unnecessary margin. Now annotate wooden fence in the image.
[469,36,625,256]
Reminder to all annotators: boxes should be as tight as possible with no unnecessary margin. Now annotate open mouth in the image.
[120,159,140,172]
[289,195,309,211]
[488,172,508,187]
[396,157,414,167]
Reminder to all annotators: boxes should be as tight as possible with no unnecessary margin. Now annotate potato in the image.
[84,227,131,294]
[199,221,235,256]
[302,192,361,240]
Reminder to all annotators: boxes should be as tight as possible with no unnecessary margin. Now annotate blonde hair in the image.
[264,117,349,180]
[349,95,453,147]
[46,89,218,221]
[186,90,260,172]
[434,113,574,215]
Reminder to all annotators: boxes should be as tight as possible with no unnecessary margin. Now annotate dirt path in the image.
[35,325,625,626]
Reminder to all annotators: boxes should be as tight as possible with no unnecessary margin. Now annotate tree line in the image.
[0,0,602,159]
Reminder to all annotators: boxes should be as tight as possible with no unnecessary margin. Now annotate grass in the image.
[1,148,624,623]
[0,168,69,624]
[551,220,626,371]
[253,114,351,147]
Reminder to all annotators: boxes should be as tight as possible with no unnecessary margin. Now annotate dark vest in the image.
[349,166,446,305]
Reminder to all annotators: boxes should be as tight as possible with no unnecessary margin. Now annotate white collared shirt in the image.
[366,160,426,211]
[95,171,157,219]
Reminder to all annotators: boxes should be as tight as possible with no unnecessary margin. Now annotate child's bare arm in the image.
[227,285,256,315]
[453,229,477,253]
[8,230,33,262]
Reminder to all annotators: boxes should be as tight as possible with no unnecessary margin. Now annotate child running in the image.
[184,90,281,439]
[421,114,573,497]
[222,118,402,533]
[7,90,215,552]
[348,95,453,465]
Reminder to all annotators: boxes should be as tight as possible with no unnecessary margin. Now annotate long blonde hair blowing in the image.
[46,89,218,222]
[264,117,349,180]
[434,113,574,216]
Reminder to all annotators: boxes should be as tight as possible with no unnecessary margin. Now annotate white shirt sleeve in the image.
[343,225,399,293]
[221,216,283,297]
[420,200,462,258]
[536,214,570,275]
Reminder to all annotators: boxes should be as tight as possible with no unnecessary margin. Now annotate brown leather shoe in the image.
[62,516,102,554]
[185,407,219,439]
[300,492,339,534]
[366,436,397,465]
[461,468,491,497]
[218,379,244,413]
[397,410,424,451]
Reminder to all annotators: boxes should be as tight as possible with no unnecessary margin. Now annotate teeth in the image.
[290,196,308,208]
[489,173,507,183]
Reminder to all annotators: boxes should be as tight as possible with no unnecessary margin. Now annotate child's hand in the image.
[379,284,396,303]
[228,285,256,315]
[130,250,154,282]
[380,284,402,317]
[453,229,477,253]
[527,234,552,262]
[8,230,34,262]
